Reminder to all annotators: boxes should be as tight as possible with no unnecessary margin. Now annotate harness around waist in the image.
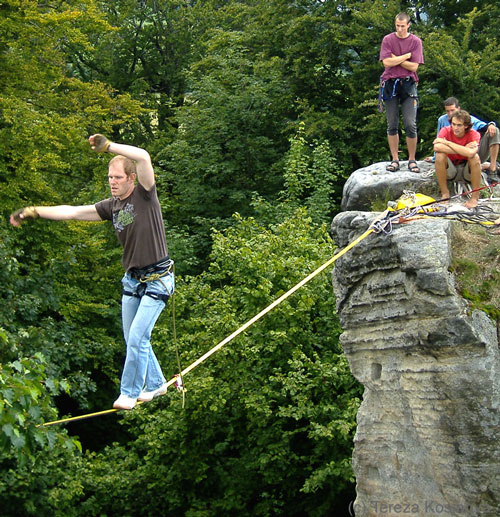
[129,257,174,282]
[381,76,417,101]
[378,76,417,113]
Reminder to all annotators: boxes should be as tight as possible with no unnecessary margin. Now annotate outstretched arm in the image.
[10,205,100,227]
[89,134,155,191]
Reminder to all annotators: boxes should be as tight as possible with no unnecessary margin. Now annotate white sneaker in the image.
[113,394,137,410]
[137,383,168,402]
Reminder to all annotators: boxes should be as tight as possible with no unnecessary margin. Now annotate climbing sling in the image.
[123,257,174,302]
[378,76,418,113]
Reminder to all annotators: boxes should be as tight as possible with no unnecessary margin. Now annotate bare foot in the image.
[439,193,450,205]
[464,198,478,209]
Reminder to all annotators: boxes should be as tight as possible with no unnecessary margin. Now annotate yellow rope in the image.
[172,225,376,381]
[39,406,134,427]
[40,223,378,427]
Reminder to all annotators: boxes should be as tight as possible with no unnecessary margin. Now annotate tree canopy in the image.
[1,0,498,514]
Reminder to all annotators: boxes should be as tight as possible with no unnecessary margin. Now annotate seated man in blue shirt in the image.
[426,97,499,182]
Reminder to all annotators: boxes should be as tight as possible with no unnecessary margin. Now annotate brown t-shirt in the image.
[95,183,168,271]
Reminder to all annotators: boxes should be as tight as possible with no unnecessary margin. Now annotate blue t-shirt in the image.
[436,113,487,134]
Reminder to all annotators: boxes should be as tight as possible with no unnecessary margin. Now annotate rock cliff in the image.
[340,160,435,212]
[331,172,500,516]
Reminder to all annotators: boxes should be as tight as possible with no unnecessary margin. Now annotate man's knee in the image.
[484,127,500,147]
[467,155,481,178]
[404,126,417,139]
[403,110,417,138]
[435,152,447,166]
[385,99,399,135]
[386,113,399,135]
[469,153,480,164]
[402,111,417,137]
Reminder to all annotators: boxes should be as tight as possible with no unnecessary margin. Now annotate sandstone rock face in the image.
[331,211,499,517]
[341,161,435,212]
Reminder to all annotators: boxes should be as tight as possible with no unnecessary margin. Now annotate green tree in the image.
[0,0,143,449]
[47,205,360,516]
[421,8,500,120]
[162,29,293,268]
[0,0,143,210]
[282,122,345,224]
[0,352,80,463]
[0,331,83,517]
[68,0,195,137]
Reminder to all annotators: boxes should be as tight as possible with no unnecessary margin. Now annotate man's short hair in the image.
[396,12,411,23]
[452,109,473,132]
[109,155,137,178]
[444,97,459,108]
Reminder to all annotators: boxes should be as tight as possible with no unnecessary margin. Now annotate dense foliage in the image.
[1,0,498,514]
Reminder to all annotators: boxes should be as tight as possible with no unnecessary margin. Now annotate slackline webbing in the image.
[37,190,500,428]
[40,223,378,427]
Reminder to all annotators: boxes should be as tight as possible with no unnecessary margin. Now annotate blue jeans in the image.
[120,271,175,398]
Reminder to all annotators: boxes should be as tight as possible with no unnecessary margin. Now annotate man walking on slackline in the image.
[10,134,173,410]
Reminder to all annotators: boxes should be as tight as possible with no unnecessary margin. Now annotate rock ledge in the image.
[331,211,499,516]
